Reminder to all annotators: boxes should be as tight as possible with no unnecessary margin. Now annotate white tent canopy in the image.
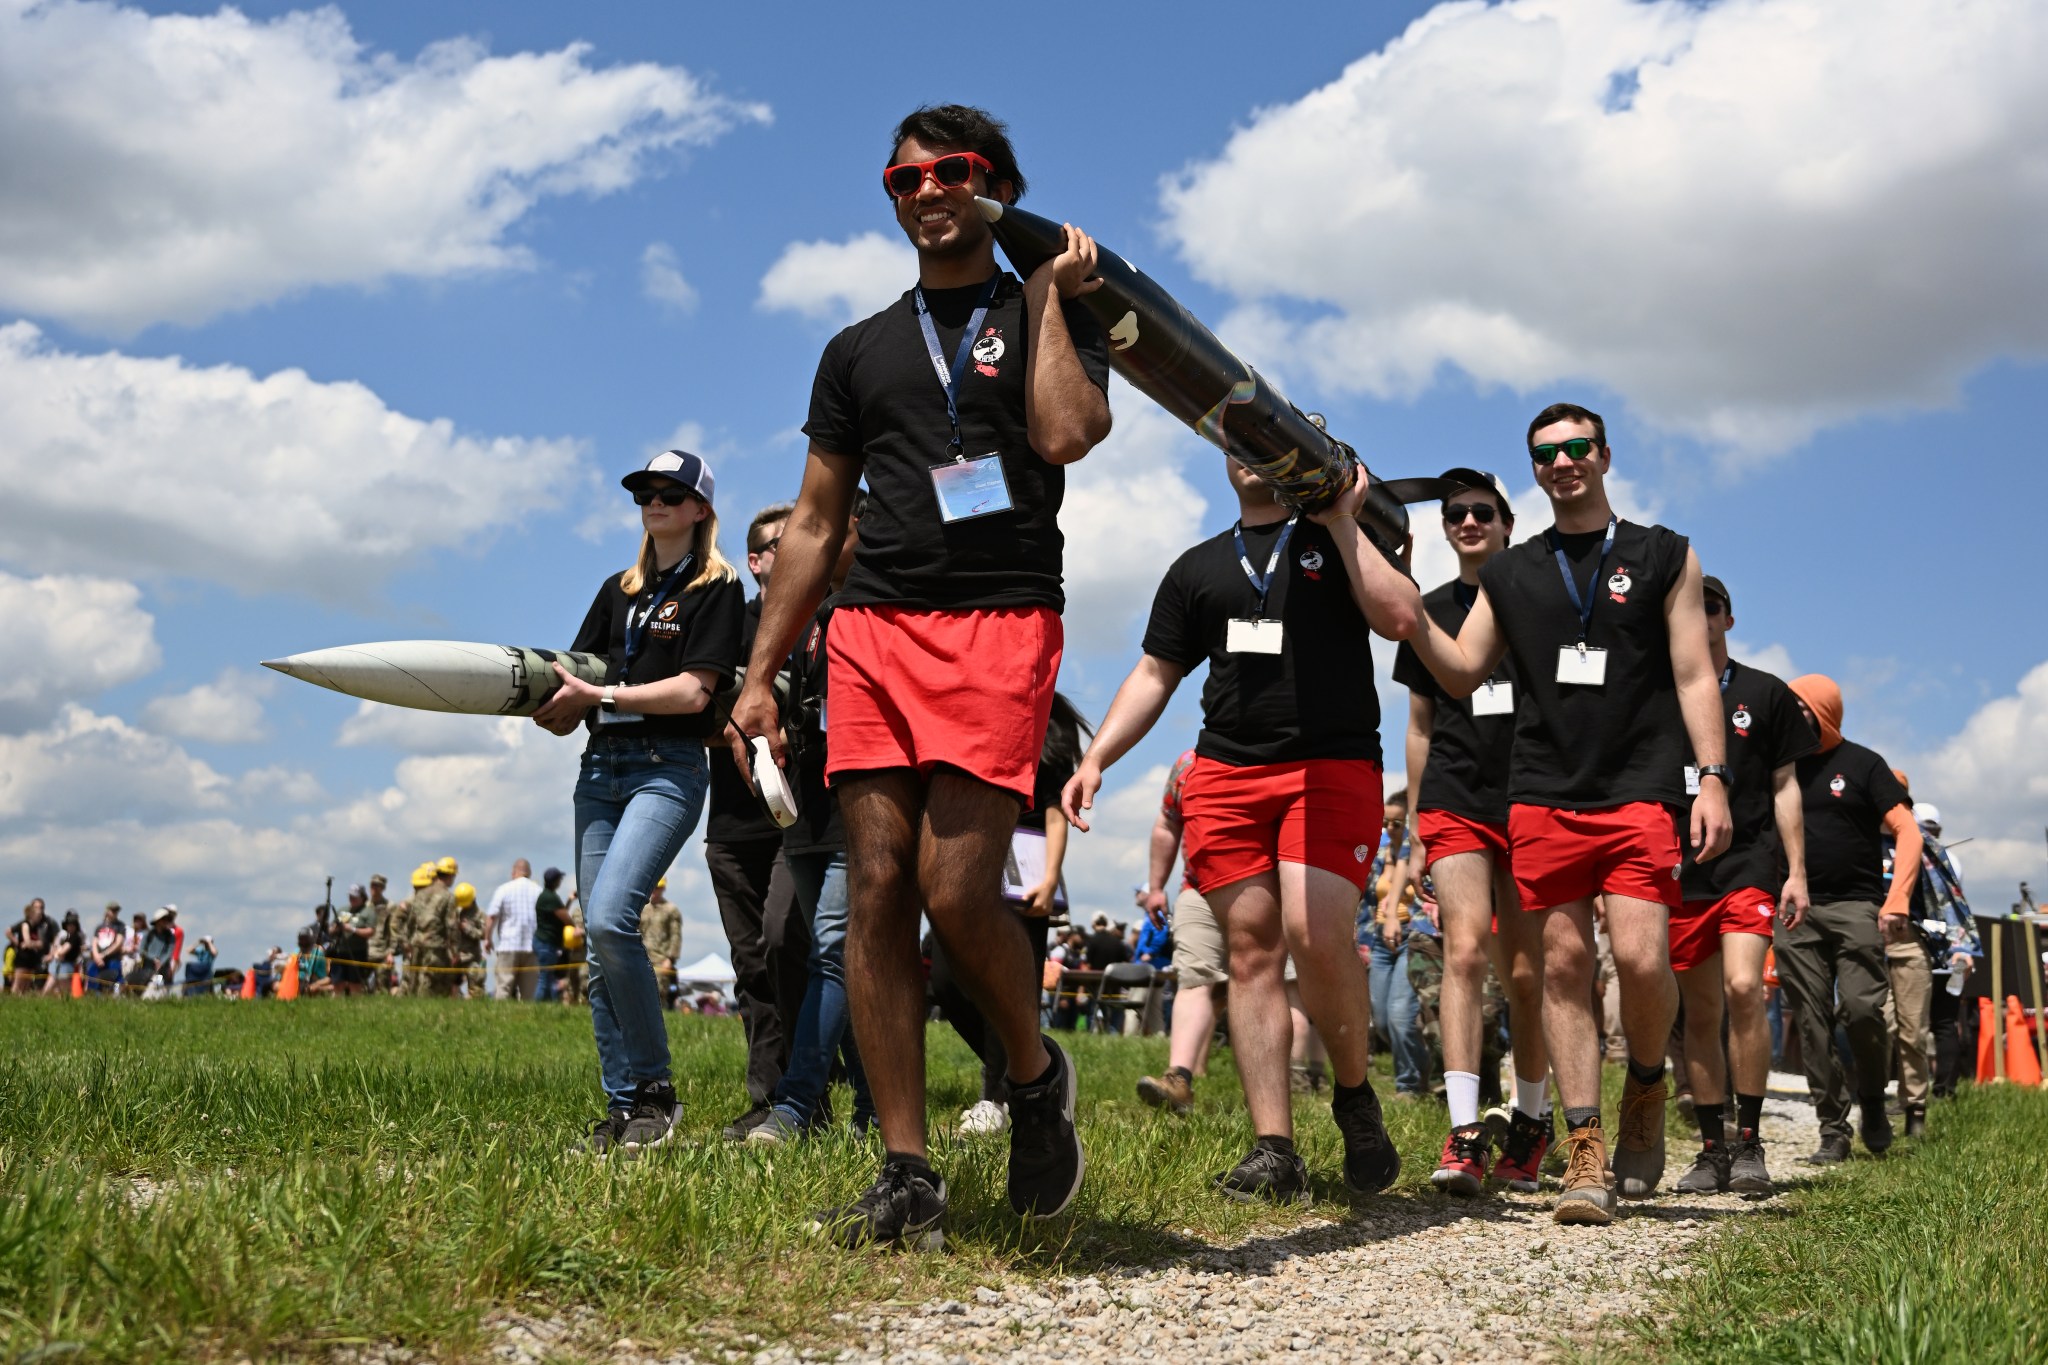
[675,952,736,985]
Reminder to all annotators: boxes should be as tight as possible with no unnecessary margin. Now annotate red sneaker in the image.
[1430,1123,1491,1196]
[1494,1108,1555,1193]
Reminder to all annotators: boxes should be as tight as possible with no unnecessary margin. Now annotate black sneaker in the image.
[1803,1133,1851,1165]
[1006,1037,1085,1218]
[809,1160,948,1251]
[1673,1141,1731,1194]
[721,1101,773,1142]
[1859,1100,1894,1156]
[1726,1130,1773,1194]
[1332,1081,1401,1194]
[1216,1146,1312,1204]
[621,1079,679,1154]
[577,1110,630,1156]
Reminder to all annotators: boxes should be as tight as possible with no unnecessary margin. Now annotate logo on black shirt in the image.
[1732,705,1752,736]
[1299,547,1324,580]
[1607,568,1632,602]
[1829,774,1846,797]
[971,327,1005,376]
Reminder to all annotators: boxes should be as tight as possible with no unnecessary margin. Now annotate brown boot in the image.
[1553,1127,1616,1225]
[1137,1069,1194,1115]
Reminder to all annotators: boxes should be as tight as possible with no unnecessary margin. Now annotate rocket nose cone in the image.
[974,195,1005,223]
[261,658,297,677]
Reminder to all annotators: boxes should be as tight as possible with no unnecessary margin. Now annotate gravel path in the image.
[483,1081,1829,1365]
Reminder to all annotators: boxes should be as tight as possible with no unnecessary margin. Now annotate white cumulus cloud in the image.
[335,701,508,757]
[143,667,279,744]
[0,570,161,732]
[0,0,769,333]
[0,323,586,593]
[1907,660,2048,896]
[1163,0,2048,454]
[640,242,698,312]
[758,232,916,328]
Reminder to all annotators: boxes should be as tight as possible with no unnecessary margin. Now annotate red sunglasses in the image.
[882,151,992,199]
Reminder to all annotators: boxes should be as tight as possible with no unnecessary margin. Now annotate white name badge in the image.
[1684,764,1700,795]
[1472,680,1515,716]
[1226,618,1285,654]
[1556,645,1608,685]
[930,453,1013,523]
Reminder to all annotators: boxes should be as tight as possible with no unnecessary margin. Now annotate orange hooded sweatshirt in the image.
[1789,673,1919,916]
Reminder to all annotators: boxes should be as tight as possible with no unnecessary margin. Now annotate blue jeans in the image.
[533,940,564,1004]
[574,733,709,1110]
[771,849,873,1129]
[1369,934,1426,1094]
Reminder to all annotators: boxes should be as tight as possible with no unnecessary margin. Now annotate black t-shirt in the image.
[1799,739,1912,904]
[569,564,746,740]
[781,597,846,856]
[1681,659,1819,901]
[1393,578,1516,824]
[1085,929,1131,971]
[1478,519,1691,809]
[802,272,1110,612]
[532,889,566,949]
[10,917,55,970]
[1142,517,1385,767]
[706,597,784,844]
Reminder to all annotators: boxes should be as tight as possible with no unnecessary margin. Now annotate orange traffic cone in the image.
[70,970,84,998]
[2006,997,2043,1086]
[240,968,256,999]
[1977,997,1998,1082]
[278,954,301,1001]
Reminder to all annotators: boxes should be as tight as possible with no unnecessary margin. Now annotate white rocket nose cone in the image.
[974,195,1005,222]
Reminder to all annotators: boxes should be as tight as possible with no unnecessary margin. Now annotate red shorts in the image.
[1506,802,1683,913]
[1179,756,1383,894]
[1670,887,1778,971]
[825,605,1061,807]
[1416,809,1511,868]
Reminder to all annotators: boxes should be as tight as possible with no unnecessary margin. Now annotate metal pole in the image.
[1991,919,2007,1082]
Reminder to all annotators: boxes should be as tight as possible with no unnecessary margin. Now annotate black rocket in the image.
[976,196,1435,550]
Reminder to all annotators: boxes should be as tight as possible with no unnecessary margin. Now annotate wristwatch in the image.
[600,686,618,712]
[1696,764,1732,789]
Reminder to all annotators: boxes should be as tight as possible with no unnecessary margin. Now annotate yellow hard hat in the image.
[453,882,476,908]
[656,876,667,890]
[436,856,459,876]
[563,924,585,951]
[410,865,434,889]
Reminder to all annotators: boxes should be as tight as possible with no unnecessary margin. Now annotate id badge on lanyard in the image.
[1472,679,1515,715]
[917,278,1013,524]
[1550,516,1616,687]
[1227,516,1297,654]
[604,557,691,724]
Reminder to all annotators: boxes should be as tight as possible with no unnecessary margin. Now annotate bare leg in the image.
[1286,983,1326,1067]
[1210,873,1293,1138]
[839,771,930,1159]
[1488,861,1550,1087]
[1676,957,1729,1105]
[1168,981,1218,1074]
[1722,933,1773,1099]
[1540,900,1601,1112]
[1432,852,1495,1077]
[1607,895,1680,1072]
[1279,862,1375,1087]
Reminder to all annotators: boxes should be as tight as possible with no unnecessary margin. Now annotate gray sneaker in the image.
[1726,1132,1773,1194]
[1673,1142,1730,1194]
[746,1107,808,1146]
[620,1080,679,1155]
[1610,1073,1668,1199]
[577,1110,631,1157]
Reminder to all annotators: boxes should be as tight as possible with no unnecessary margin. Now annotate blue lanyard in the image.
[913,275,999,453]
[1545,515,1617,645]
[1232,515,1299,617]
[622,555,693,670]
[1719,662,1735,693]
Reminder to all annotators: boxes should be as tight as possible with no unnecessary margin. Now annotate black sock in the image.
[1255,1134,1297,1157]
[1627,1057,1667,1087]
[885,1150,935,1178]
[1169,1066,1194,1083]
[1736,1093,1763,1133]
[1013,1049,1058,1091]
[1564,1106,1602,1131]
[1696,1102,1725,1146]
[1332,1077,1374,1107]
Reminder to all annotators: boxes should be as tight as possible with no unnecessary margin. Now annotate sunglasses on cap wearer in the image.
[1529,437,1601,464]
[1443,501,1500,525]
[882,151,993,199]
[1703,593,1729,617]
[632,485,699,507]
[750,534,782,557]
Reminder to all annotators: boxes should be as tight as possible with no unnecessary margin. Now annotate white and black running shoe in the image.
[809,1160,948,1251]
[1006,1037,1084,1218]
[620,1079,679,1155]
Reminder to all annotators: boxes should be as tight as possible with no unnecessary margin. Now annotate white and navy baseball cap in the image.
[1438,466,1512,519]
[623,449,716,504]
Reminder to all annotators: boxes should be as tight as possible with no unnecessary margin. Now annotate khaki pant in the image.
[495,950,537,1001]
[1172,887,1228,987]
[1885,940,1933,1109]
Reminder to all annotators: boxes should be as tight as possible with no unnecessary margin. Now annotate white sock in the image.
[1446,1071,1481,1127]
[1515,1073,1551,1119]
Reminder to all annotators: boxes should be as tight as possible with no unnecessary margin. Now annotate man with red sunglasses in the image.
[1403,403,1732,1226]
[730,104,1110,1250]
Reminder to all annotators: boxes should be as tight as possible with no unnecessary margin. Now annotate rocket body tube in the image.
[262,641,608,716]
[975,196,1409,547]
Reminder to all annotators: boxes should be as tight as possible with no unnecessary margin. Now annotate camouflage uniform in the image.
[642,897,682,1004]
[455,900,488,999]
[409,883,461,998]
[365,894,395,992]
[388,896,417,993]
[1407,929,1508,1091]
[559,902,587,1006]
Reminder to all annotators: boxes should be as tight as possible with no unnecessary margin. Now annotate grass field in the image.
[7,999,2044,1362]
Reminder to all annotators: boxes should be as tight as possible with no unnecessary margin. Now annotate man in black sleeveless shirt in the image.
[1404,403,1731,1225]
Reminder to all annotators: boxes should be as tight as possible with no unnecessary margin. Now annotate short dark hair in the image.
[747,502,794,554]
[1527,402,1607,452]
[890,104,1026,202]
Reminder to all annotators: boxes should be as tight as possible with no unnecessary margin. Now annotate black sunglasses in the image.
[1529,437,1600,464]
[750,534,782,556]
[1703,594,1728,616]
[1443,501,1499,525]
[632,485,697,507]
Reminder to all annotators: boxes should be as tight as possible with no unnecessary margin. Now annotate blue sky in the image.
[3,0,2044,971]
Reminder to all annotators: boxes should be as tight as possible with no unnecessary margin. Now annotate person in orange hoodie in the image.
[1779,674,1922,1164]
